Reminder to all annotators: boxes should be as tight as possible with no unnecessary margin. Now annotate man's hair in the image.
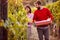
[35,1,41,5]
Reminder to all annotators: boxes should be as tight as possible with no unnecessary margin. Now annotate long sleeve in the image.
[47,9,54,21]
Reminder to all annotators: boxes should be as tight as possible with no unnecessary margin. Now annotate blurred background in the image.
[0,0,60,40]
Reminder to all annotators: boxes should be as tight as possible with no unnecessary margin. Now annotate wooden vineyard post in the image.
[0,0,8,40]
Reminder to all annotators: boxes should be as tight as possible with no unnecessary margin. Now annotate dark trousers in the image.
[37,27,49,40]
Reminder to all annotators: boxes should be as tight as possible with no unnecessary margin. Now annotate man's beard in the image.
[37,7,40,10]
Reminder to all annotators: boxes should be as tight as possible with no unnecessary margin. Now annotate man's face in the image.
[35,3,40,8]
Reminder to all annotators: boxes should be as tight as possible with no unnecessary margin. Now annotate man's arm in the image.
[47,8,54,21]
[33,17,52,26]
[34,18,52,26]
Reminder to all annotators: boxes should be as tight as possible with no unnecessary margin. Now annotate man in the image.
[33,1,54,40]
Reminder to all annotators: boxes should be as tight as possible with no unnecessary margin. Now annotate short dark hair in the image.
[35,1,41,5]
[25,5,31,13]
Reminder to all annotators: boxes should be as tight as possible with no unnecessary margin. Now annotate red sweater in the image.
[33,8,54,21]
